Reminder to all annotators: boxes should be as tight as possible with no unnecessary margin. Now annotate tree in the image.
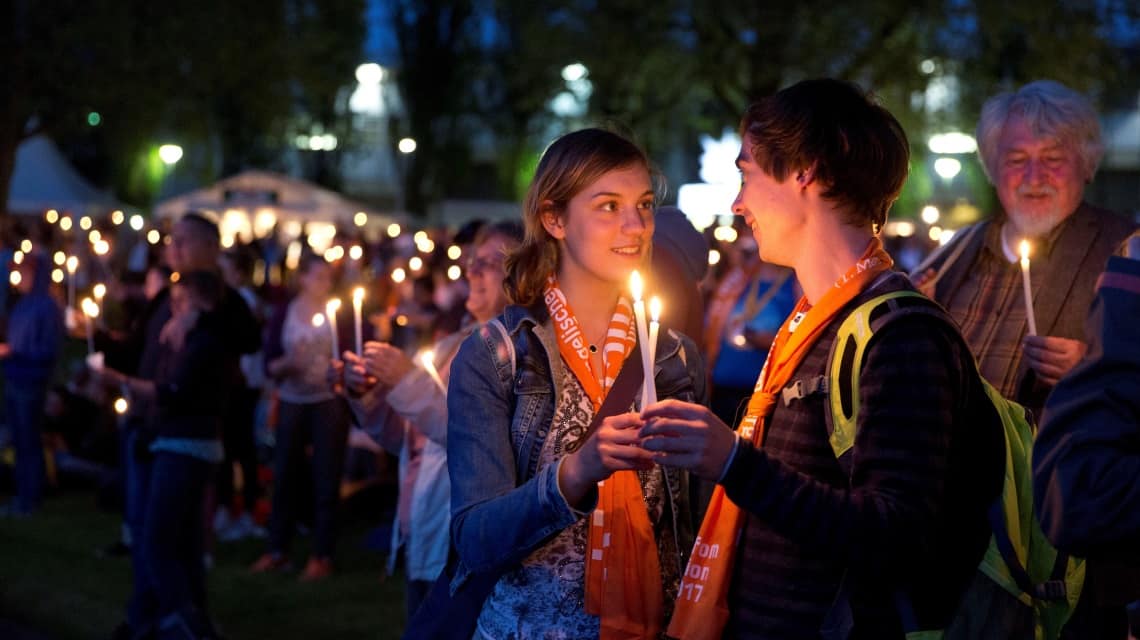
[385,0,479,216]
[1,0,366,215]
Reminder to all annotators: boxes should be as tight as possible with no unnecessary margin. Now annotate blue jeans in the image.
[125,429,157,632]
[142,452,215,629]
[6,383,48,513]
[268,398,348,558]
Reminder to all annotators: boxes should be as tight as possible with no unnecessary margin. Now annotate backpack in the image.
[812,290,1084,640]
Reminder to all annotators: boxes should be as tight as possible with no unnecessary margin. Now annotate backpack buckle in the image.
[782,376,828,406]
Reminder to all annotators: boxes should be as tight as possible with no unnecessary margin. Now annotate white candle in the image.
[352,286,365,356]
[420,350,446,393]
[93,283,106,325]
[629,271,654,408]
[646,297,661,406]
[81,297,98,354]
[325,298,342,358]
[312,313,336,360]
[1018,240,1038,336]
[66,255,78,310]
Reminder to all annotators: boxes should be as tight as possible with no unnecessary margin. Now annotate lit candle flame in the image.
[630,270,644,302]
[326,298,341,315]
[649,296,662,323]
[114,397,129,415]
[1018,239,1031,264]
[353,286,365,305]
[312,313,325,328]
[93,283,106,300]
[420,350,446,392]
[66,256,78,274]
[81,297,99,318]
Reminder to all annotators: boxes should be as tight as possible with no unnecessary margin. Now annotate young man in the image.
[639,78,1004,638]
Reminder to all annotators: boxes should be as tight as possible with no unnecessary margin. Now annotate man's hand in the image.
[638,399,739,481]
[361,341,414,388]
[1023,335,1088,386]
[159,311,198,351]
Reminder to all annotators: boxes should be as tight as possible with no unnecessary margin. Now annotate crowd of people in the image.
[1,76,1138,640]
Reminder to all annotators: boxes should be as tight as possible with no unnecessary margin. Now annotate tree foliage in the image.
[1,0,364,214]
[5,0,1137,219]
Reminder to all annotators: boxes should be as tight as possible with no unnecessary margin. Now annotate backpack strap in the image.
[484,317,516,383]
[822,291,958,639]
[823,290,1078,636]
[825,291,943,459]
[480,317,534,481]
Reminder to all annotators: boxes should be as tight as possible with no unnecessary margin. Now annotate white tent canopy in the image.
[154,170,402,248]
[6,134,128,216]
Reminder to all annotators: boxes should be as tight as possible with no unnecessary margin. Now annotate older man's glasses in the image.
[464,256,500,275]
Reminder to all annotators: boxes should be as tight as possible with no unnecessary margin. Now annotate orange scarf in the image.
[667,238,894,640]
[543,277,664,640]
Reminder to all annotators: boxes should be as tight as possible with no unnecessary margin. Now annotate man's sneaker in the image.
[298,556,333,582]
[249,552,291,573]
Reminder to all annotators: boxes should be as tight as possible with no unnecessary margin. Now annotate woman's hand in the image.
[639,399,739,481]
[341,351,379,396]
[558,412,654,507]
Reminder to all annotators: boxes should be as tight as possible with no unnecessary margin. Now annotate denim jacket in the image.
[446,303,707,591]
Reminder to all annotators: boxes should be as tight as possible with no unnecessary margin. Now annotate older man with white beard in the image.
[913,80,1137,640]
[914,80,1135,421]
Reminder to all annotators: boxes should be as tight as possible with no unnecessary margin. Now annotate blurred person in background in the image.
[1034,233,1140,638]
[251,253,351,581]
[340,220,523,619]
[1,250,65,516]
[702,231,796,429]
[913,80,1138,639]
[651,206,709,345]
[101,212,258,640]
[102,270,230,640]
[913,80,1136,419]
[214,248,266,541]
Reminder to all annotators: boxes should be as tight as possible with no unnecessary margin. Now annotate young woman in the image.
[252,253,351,580]
[446,128,707,639]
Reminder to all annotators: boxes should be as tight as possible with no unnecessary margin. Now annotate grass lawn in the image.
[0,490,408,639]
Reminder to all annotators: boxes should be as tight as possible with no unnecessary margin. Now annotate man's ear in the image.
[796,164,817,189]
[540,202,566,239]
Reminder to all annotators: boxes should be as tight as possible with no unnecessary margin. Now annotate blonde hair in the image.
[503,128,659,306]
